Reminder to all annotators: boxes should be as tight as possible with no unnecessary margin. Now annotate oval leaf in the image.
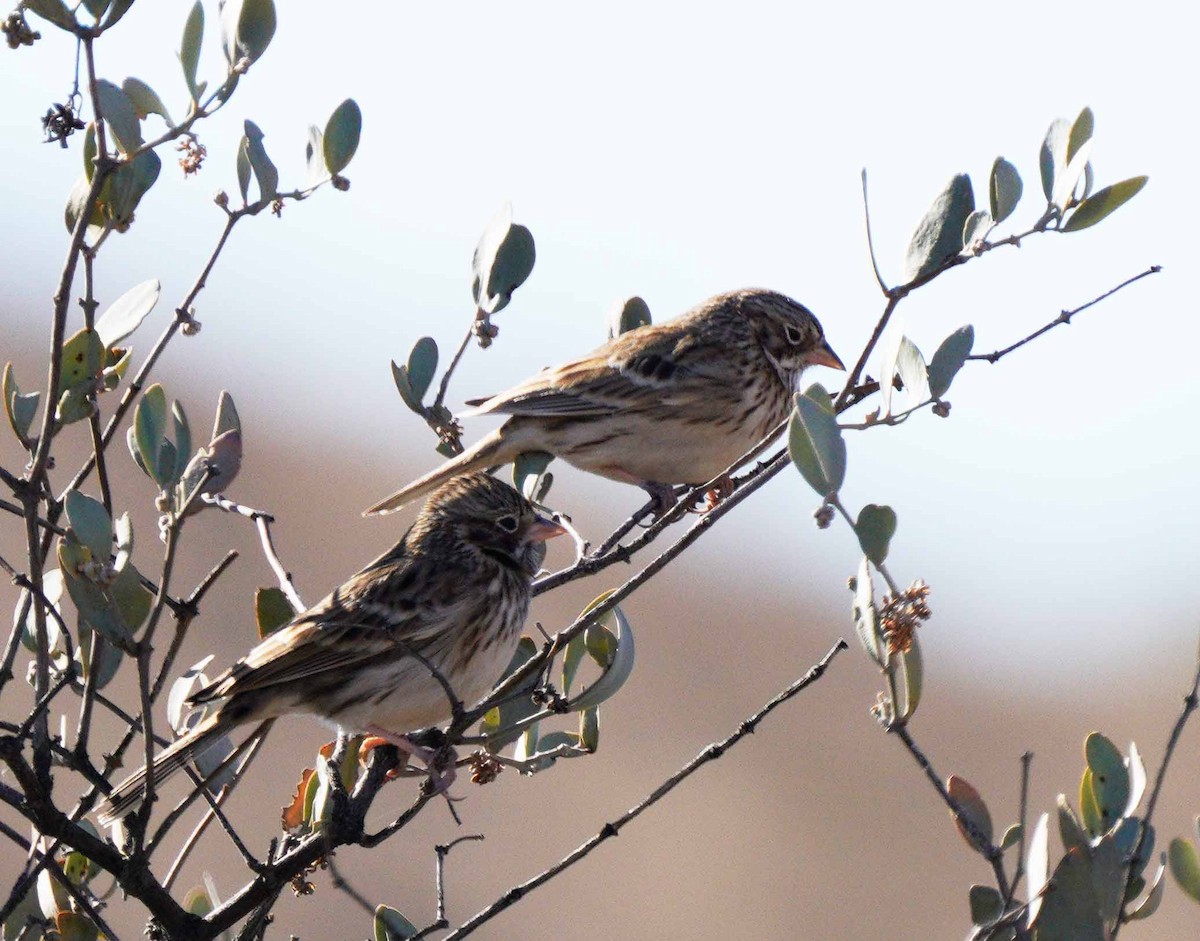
[122,77,173,125]
[1026,812,1050,919]
[1039,117,1071,202]
[323,98,362,176]
[242,119,278,201]
[96,279,160,348]
[406,336,438,404]
[95,79,142,154]
[64,491,113,560]
[255,586,294,637]
[374,904,418,941]
[787,385,845,497]
[927,325,974,399]
[962,209,992,249]
[852,556,884,667]
[179,0,204,98]
[968,884,1003,925]
[1061,176,1148,233]
[854,504,896,566]
[902,173,974,283]
[1085,731,1130,834]
[471,203,536,314]
[607,296,652,339]
[947,774,993,854]
[989,157,1022,225]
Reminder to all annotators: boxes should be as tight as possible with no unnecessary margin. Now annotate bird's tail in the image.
[363,428,520,516]
[96,714,230,827]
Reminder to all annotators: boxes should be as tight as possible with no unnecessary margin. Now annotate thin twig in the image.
[200,494,304,612]
[1112,633,1200,935]
[861,169,889,294]
[968,266,1161,365]
[443,640,848,938]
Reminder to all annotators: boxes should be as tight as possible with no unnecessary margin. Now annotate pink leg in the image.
[360,725,458,794]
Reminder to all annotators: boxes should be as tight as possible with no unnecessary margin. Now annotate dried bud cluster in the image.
[2,11,39,48]
[813,504,835,529]
[469,750,503,785]
[177,137,207,176]
[879,579,931,656]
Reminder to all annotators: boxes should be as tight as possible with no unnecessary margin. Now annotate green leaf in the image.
[99,0,135,28]
[968,884,1002,925]
[1034,849,1107,941]
[323,99,362,175]
[1057,794,1088,853]
[235,135,252,205]
[305,125,326,185]
[927,325,974,399]
[895,336,930,408]
[851,556,884,667]
[64,492,113,559]
[1085,731,1130,834]
[24,0,77,30]
[56,911,99,941]
[171,400,192,483]
[176,428,242,511]
[854,504,896,565]
[223,0,275,64]
[183,887,213,917]
[104,149,162,227]
[898,632,922,721]
[374,905,418,941]
[122,78,173,125]
[3,363,40,443]
[947,774,993,854]
[57,328,105,397]
[571,599,635,711]
[988,157,1022,225]
[479,637,540,750]
[901,173,974,283]
[255,587,294,637]
[95,279,160,349]
[94,79,142,154]
[110,563,152,635]
[1051,138,1093,210]
[1061,176,1148,233]
[961,209,991,248]
[1127,853,1167,920]
[242,120,278,201]
[1026,812,1050,921]
[134,385,167,485]
[1000,823,1023,851]
[787,384,845,497]
[58,543,134,652]
[1169,838,1200,903]
[579,706,599,751]
[512,451,554,502]
[1067,107,1094,164]
[406,337,438,403]
[83,122,97,181]
[179,1,204,99]
[79,0,110,19]
[77,620,124,690]
[1079,767,1102,835]
[471,203,536,315]
[562,634,586,697]
[607,296,652,339]
[65,175,104,235]
[390,360,422,414]
[1039,117,1070,202]
[213,390,241,439]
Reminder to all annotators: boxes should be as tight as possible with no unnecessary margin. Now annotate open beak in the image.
[808,339,845,372]
[527,514,568,543]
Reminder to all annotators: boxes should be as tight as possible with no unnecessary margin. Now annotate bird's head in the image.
[736,289,845,388]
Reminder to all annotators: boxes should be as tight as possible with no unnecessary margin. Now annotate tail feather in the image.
[96,716,226,827]
[363,428,518,516]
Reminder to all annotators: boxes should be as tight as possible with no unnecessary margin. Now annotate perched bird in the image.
[97,474,564,825]
[365,288,844,516]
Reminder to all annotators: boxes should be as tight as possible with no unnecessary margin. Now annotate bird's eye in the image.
[784,324,806,346]
[495,514,520,534]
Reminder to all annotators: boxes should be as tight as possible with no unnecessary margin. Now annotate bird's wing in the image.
[465,319,723,418]
[189,549,472,703]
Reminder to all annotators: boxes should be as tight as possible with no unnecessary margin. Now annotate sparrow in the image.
[365,288,843,516]
[97,473,564,825]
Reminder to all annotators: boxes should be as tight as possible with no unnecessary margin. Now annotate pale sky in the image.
[1,0,1196,691]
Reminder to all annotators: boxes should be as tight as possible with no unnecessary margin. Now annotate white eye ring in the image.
[784,324,806,346]
[496,514,520,534]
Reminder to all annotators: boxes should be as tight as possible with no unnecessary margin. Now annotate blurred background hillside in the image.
[2,1,1199,937]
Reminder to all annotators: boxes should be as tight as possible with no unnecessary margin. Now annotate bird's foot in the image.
[638,482,679,523]
[360,727,459,795]
[697,474,735,512]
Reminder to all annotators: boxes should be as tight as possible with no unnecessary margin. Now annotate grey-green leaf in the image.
[224,0,275,64]
[471,203,536,315]
[406,337,438,403]
[95,279,160,349]
[852,556,883,667]
[389,361,421,414]
[1034,849,1107,940]
[787,384,845,497]
[374,905,417,941]
[179,1,204,99]
[122,78,173,125]
[607,296,652,339]
[235,135,252,205]
[927,325,974,399]
[1085,731,1130,834]
[134,385,167,484]
[104,149,161,226]
[855,504,896,566]
[1067,107,1094,164]
[1061,176,1148,233]
[901,174,974,283]
[212,390,241,440]
[65,491,113,560]
[962,209,991,249]
[968,884,1003,926]
[323,99,362,176]
[571,602,635,712]
[1170,838,1200,903]
[242,120,278,201]
[512,451,554,502]
[24,0,77,30]
[95,79,142,154]
[3,364,39,443]
[1039,117,1070,202]
[989,157,1022,224]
